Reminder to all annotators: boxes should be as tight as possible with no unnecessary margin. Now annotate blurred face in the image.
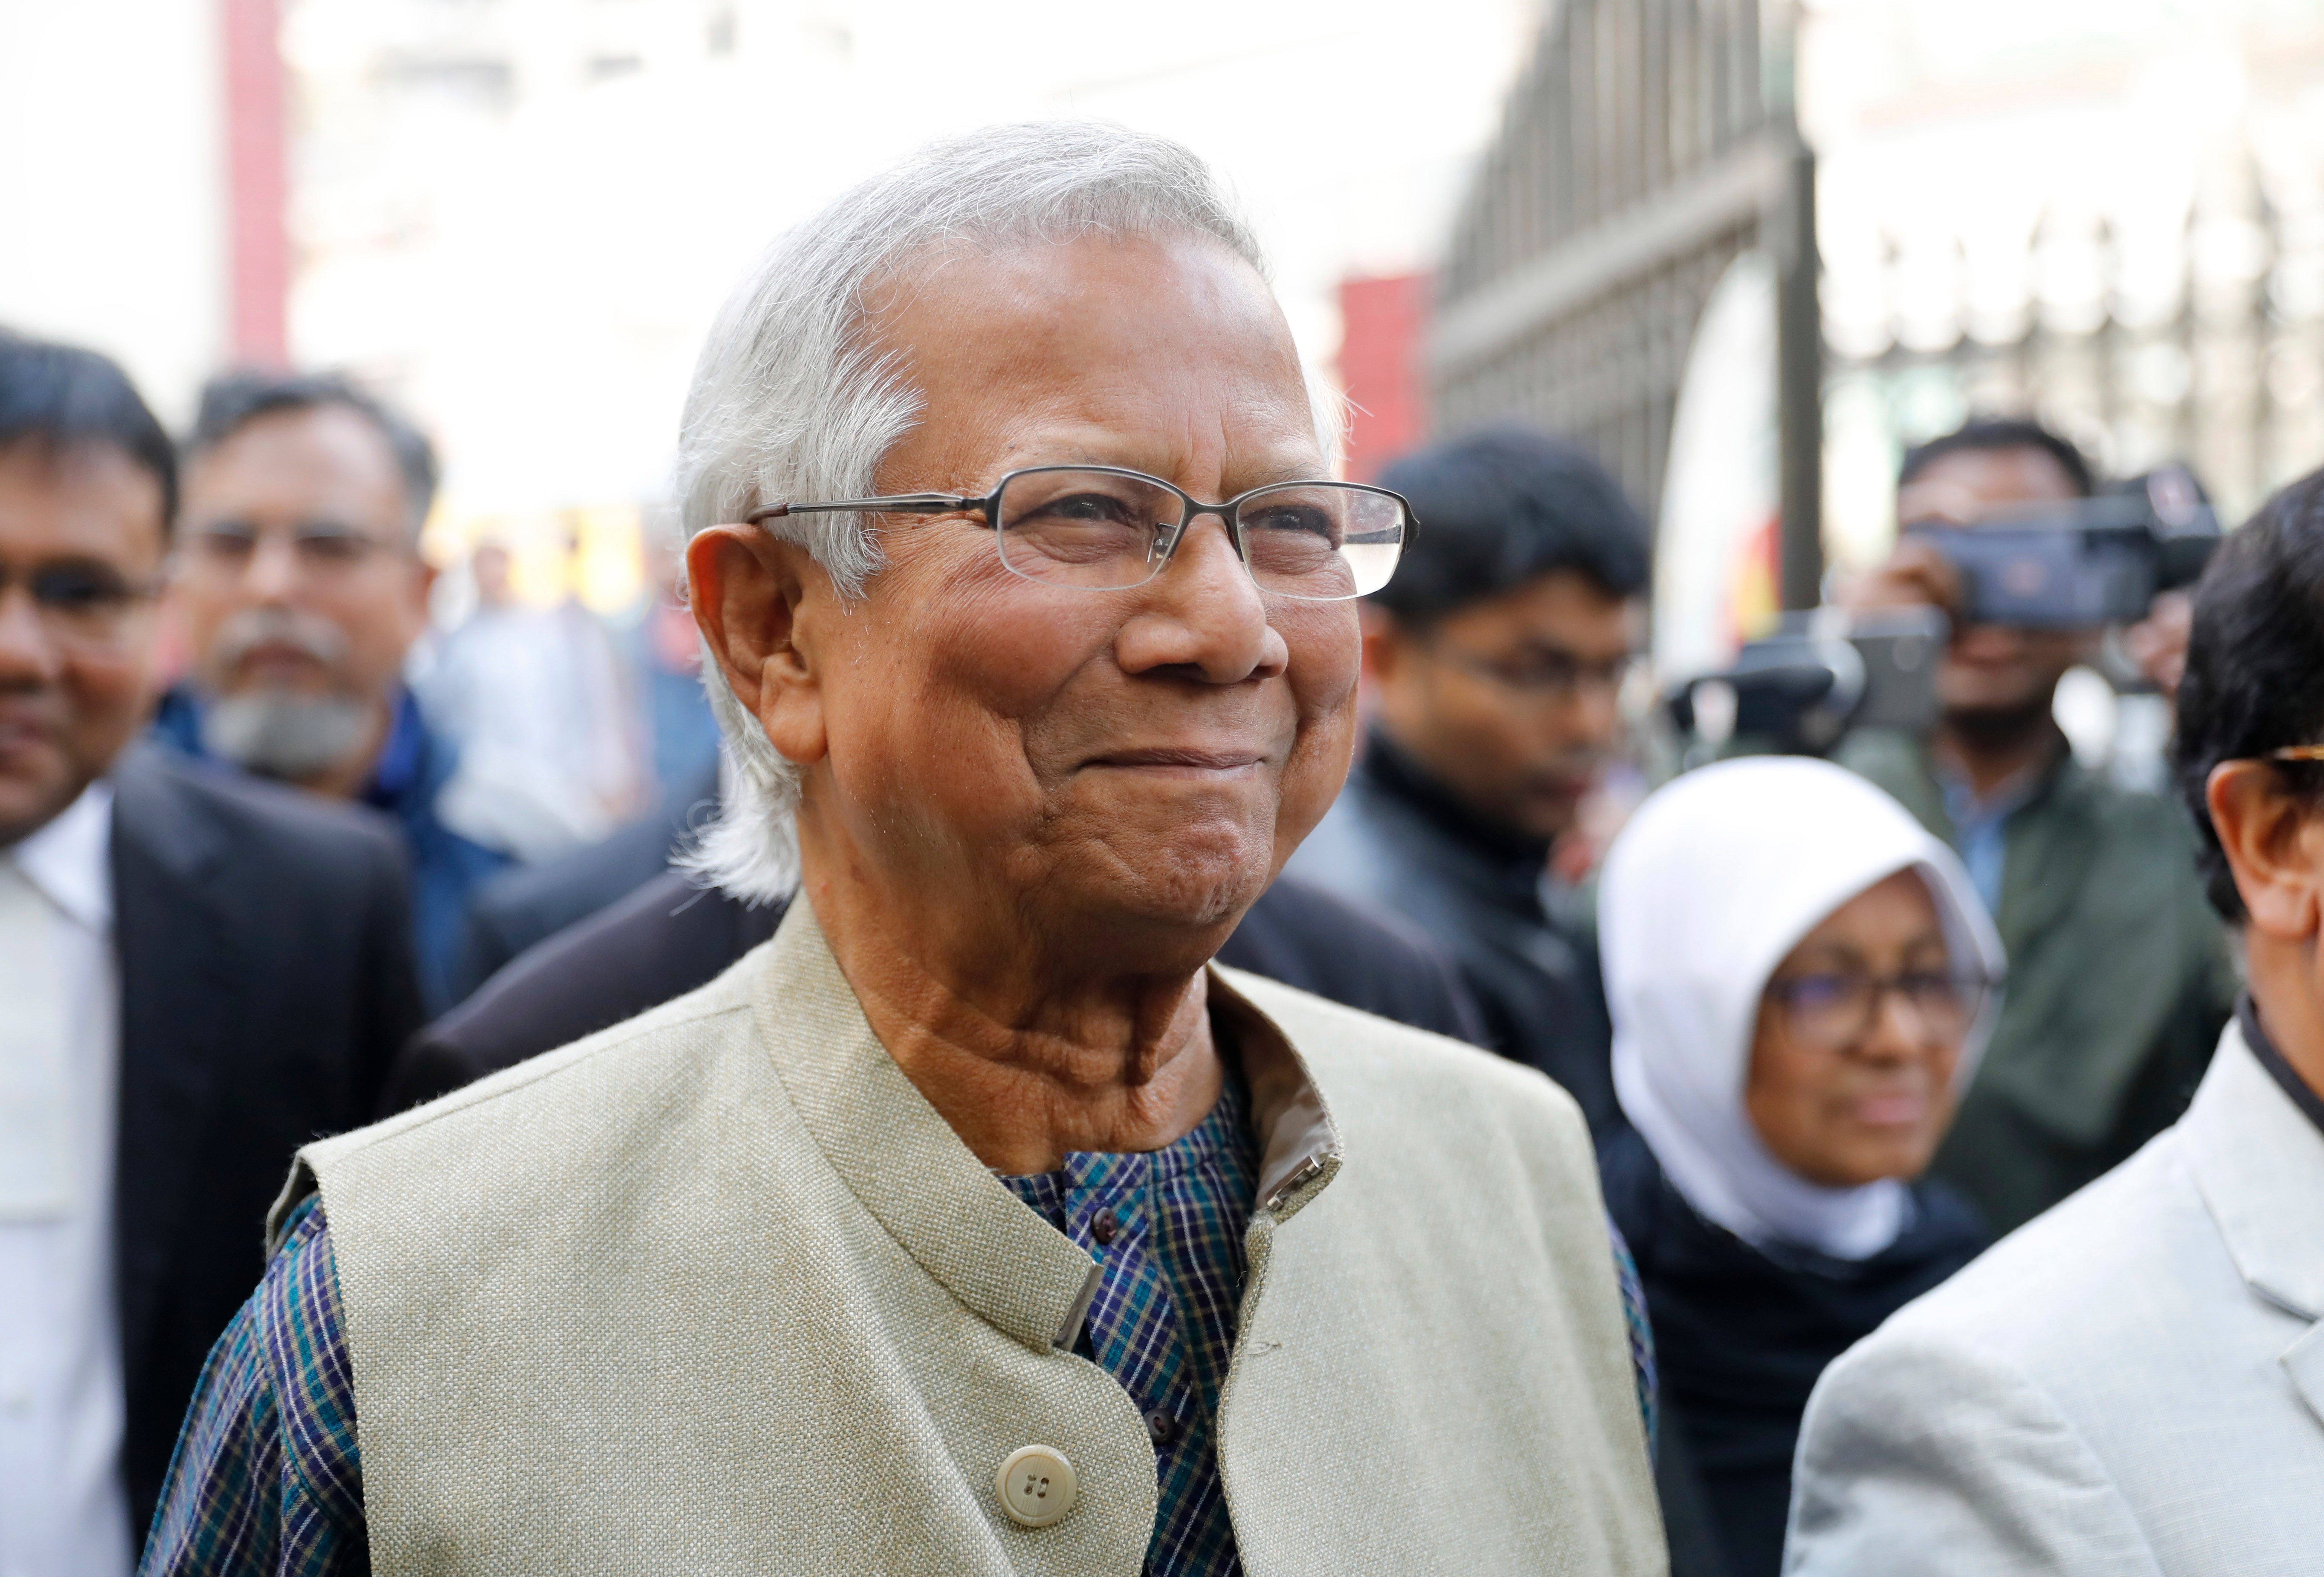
[174,405,428,780]
[1899,445,2089,720]
[0,441,166,843]
[695,233,1360,964]
[1368,570,1638,842]
[472,543,512,606]
[1746,869,1970,1188]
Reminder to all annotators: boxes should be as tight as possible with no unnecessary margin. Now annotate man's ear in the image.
[2208,759,2324,939]
[687,524,828,769]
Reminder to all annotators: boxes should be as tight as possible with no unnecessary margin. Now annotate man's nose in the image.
[0,583,64,686]
[1573,674,1624,747]
[244,532,303,601]
[1115,515,1288,684]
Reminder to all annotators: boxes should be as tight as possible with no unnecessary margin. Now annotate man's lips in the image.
[1083,747,1267,777]
[235,643,330,672]
[0,702,61,755]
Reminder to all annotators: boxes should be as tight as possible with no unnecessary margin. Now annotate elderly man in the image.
[151,372,509,1008]
[142,125,1661,1575]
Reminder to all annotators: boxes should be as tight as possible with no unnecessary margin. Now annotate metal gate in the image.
[1430,0,1823,606]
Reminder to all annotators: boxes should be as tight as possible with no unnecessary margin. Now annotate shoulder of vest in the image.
[280,941,768,1214]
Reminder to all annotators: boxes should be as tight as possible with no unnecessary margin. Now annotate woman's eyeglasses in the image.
[1764,968,1997,1051]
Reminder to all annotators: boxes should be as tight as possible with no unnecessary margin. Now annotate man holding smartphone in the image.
[1838,417,2233,1235]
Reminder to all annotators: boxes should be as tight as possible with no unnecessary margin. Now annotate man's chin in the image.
[0,763,81,845]
[1037,829,1272,962]
[1503,787,1586,845]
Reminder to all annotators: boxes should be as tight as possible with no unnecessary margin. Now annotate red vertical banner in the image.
[1334,273,1429,483]
[221,0,289,366]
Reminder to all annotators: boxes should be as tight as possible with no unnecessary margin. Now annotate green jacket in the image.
[1836,731,2238,1235]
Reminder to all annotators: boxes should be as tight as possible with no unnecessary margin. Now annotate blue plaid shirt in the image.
[996,1069,1257,1577]
[141,1089,1656,1577]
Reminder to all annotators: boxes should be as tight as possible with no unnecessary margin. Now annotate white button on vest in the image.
[995,1444,1078,1528]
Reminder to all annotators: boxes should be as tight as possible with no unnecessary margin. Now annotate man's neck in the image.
[1933,706,2065,801]
[797,840,1227,1175]
[1362,724,1556,869]
[2246,942,2324,1108]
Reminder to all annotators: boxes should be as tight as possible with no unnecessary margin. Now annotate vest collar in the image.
[751,901,1341,1352]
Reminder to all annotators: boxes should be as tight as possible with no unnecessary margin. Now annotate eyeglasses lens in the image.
[1236,482,1406,601]
[1781,971,1986,1048]
[991,469,1404,600]
[993,470,1186,591]
[2,563,146,645]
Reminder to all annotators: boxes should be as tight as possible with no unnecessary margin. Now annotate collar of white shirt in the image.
[9,782,114,933]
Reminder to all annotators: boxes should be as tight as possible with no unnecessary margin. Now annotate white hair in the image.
[675,121,1273,903]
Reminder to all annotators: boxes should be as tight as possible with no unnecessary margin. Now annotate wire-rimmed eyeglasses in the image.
[746,464,1411,602]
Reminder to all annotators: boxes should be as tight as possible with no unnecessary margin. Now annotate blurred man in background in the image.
[1287,426,1648,1135]
[1839,416,2233,1234]
[151,372,508,1010]
[418,536,645,865]
[0,332,417,1574]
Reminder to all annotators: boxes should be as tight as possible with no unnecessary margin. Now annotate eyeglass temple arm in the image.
[746,493,982,525]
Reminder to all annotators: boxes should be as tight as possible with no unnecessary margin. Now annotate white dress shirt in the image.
[0,783,132,1577]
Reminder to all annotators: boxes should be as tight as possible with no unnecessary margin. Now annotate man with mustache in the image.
[151,373,508,1009]
[1287,426,1648,1136]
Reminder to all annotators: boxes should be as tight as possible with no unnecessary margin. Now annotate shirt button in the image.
[996,1444,1078,1528]
[1146,1410,1180,1448]
[1090,1208,1119,1245]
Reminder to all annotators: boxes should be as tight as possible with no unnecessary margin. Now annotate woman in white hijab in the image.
[1595,756,2005,1577]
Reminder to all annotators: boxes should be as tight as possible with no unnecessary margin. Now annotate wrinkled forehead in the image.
[861,231,1325,484]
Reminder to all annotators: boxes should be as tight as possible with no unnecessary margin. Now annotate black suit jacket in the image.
[446,760,722,1004]
[110,744,421,1535]
[388,870,1486,1112]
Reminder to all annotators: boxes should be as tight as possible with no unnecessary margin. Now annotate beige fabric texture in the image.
[1786,1022,2324,1577]
[279,900,1663,1575]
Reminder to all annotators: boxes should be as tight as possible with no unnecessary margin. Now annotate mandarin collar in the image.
[750,900,1342,1352]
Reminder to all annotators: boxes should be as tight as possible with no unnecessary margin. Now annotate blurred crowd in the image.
[4,118,2321,1577]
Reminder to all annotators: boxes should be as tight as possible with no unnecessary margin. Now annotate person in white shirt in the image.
[1786,465,2324,1575]
[0,330,421,1572]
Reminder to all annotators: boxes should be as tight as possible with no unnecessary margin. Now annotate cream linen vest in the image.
[276,901,1663,1575]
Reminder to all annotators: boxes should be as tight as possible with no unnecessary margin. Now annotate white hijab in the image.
[1600,757,2006,1260]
